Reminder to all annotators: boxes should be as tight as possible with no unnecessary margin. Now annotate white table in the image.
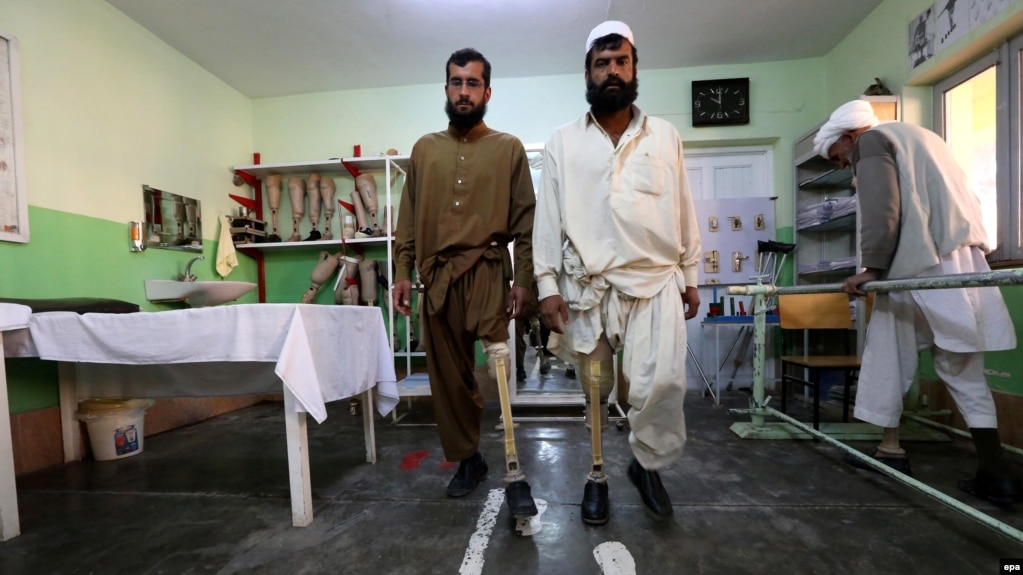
[0,303,398,541]
[700,315,780,404]
[0,303,32,541]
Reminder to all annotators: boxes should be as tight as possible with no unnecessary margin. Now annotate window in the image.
[934,39,1021,265]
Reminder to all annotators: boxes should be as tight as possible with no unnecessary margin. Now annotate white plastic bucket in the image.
[77,398,154,461]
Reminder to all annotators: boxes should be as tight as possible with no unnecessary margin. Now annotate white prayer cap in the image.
[586,20,635,54]
[813,99,880,158]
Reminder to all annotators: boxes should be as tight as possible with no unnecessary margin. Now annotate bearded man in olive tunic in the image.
[392,48,538,517]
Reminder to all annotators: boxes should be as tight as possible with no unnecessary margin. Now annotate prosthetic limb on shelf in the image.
[333,254,362,305]
[488,345,539,519]
[355,174,383,237]
[287,177,305,242]
[300,251,339,304]
[304,174,322,241]
[319,178,337,240]
[350,192,374,238]
[265,175,283,242]
[358,259,378,305]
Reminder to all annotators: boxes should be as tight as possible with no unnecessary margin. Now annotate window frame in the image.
[933,42,1020,265]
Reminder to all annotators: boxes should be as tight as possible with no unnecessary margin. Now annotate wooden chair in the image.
[777,293,860,430]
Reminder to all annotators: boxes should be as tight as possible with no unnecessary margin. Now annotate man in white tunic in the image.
[815,100,1020,505]
[534,21,701,524]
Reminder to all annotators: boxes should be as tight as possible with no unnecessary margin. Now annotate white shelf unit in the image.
[793,129,858,283]
[230,155,430,398]
[792,127,862,356]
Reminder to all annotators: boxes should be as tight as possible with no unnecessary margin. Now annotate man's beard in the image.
[445,99,487,130]
[586,76,638,115]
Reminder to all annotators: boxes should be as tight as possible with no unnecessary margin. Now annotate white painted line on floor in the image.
[593,541,636,575]
[514,498,547,536]
[458,488,505,575]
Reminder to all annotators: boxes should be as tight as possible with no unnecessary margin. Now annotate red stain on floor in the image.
[439,460,457,471]
[399,450,430,470]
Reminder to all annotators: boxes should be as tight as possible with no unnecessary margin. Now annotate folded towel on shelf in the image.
[216,214,239,278]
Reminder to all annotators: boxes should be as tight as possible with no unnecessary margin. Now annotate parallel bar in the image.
[727,269,1023,296]
[727,269,1023,543]
[751,406,1023,544]
[904,413,1023,458]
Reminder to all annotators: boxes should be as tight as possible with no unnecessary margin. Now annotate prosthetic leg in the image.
[304,174,322,241]
[355,174,383,237]
[300,251,339,304]
[350,192,374,238]
[580,358,615,525]
[529,315,551,375]
[485,341,538,520]
[287,177,305,242]
[265,175,283,242]
[333,254,362,305]
[358,259,378,305]
[319,178,337,240]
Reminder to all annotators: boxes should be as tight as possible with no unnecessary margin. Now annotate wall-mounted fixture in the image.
[142,185,203,253]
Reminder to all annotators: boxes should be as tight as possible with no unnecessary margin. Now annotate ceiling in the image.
[105,0,884,99]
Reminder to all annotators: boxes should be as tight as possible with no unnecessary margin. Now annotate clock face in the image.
[692,78,750,126]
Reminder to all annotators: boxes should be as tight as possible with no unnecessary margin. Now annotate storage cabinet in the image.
[791,127,861,356]
[793,130,858,283]
[791,97,901,355]
[229,155,428,397]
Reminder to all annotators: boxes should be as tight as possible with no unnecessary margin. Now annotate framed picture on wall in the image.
[0,29,28,244]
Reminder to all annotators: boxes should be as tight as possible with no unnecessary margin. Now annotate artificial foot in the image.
[581,480,609,525]
[505,480,539,518]
[628,458,672,519]
[446,452,488,497]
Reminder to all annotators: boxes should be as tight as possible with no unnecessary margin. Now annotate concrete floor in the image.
[3,384,1023,574]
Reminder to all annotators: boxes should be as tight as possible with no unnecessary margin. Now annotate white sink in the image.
[144,280,257,307]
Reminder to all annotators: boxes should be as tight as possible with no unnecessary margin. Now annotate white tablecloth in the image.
[0,304,31,332]
[9,304,397,423]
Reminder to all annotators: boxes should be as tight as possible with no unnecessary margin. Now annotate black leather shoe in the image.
[505,480,538,518]
[958,475,1023,506]
[581,480,609,525]
[628,458,672,518]
[446,453,488,497]
[842,450,913,476]
[516,368,527,382]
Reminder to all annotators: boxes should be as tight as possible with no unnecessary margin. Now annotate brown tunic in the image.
[393,122,535,460]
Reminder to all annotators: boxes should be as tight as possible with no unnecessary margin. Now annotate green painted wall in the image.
[1,0,255,413]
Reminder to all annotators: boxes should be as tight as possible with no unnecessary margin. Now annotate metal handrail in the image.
[724,268,1023,543]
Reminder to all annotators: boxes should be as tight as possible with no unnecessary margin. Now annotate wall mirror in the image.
[142,185,203,253]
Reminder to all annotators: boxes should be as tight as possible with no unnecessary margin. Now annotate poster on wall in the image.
[971,0,1012,28]
[908,6,936,70]
[934,0,970,53]
[0,29,28,244]
[693,197,776,287]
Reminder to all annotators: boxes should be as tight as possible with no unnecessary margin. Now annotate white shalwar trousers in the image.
[854,247,1016,429]
[550,280,689,471]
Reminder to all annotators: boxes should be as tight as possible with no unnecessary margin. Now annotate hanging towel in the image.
[216,214,239,278]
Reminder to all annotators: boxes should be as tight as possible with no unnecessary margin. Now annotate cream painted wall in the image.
[253,58,829,230]
[0,0,253,239]
[827,0,1023,126]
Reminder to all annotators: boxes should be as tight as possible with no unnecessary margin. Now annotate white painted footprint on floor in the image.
[593,541,636,575]
[514,498,548,536]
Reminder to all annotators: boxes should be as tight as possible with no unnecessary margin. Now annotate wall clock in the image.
[692,77,750,126]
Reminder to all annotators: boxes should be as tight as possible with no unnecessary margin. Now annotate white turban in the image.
[586,20,635,54]
[812,100,880,159]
